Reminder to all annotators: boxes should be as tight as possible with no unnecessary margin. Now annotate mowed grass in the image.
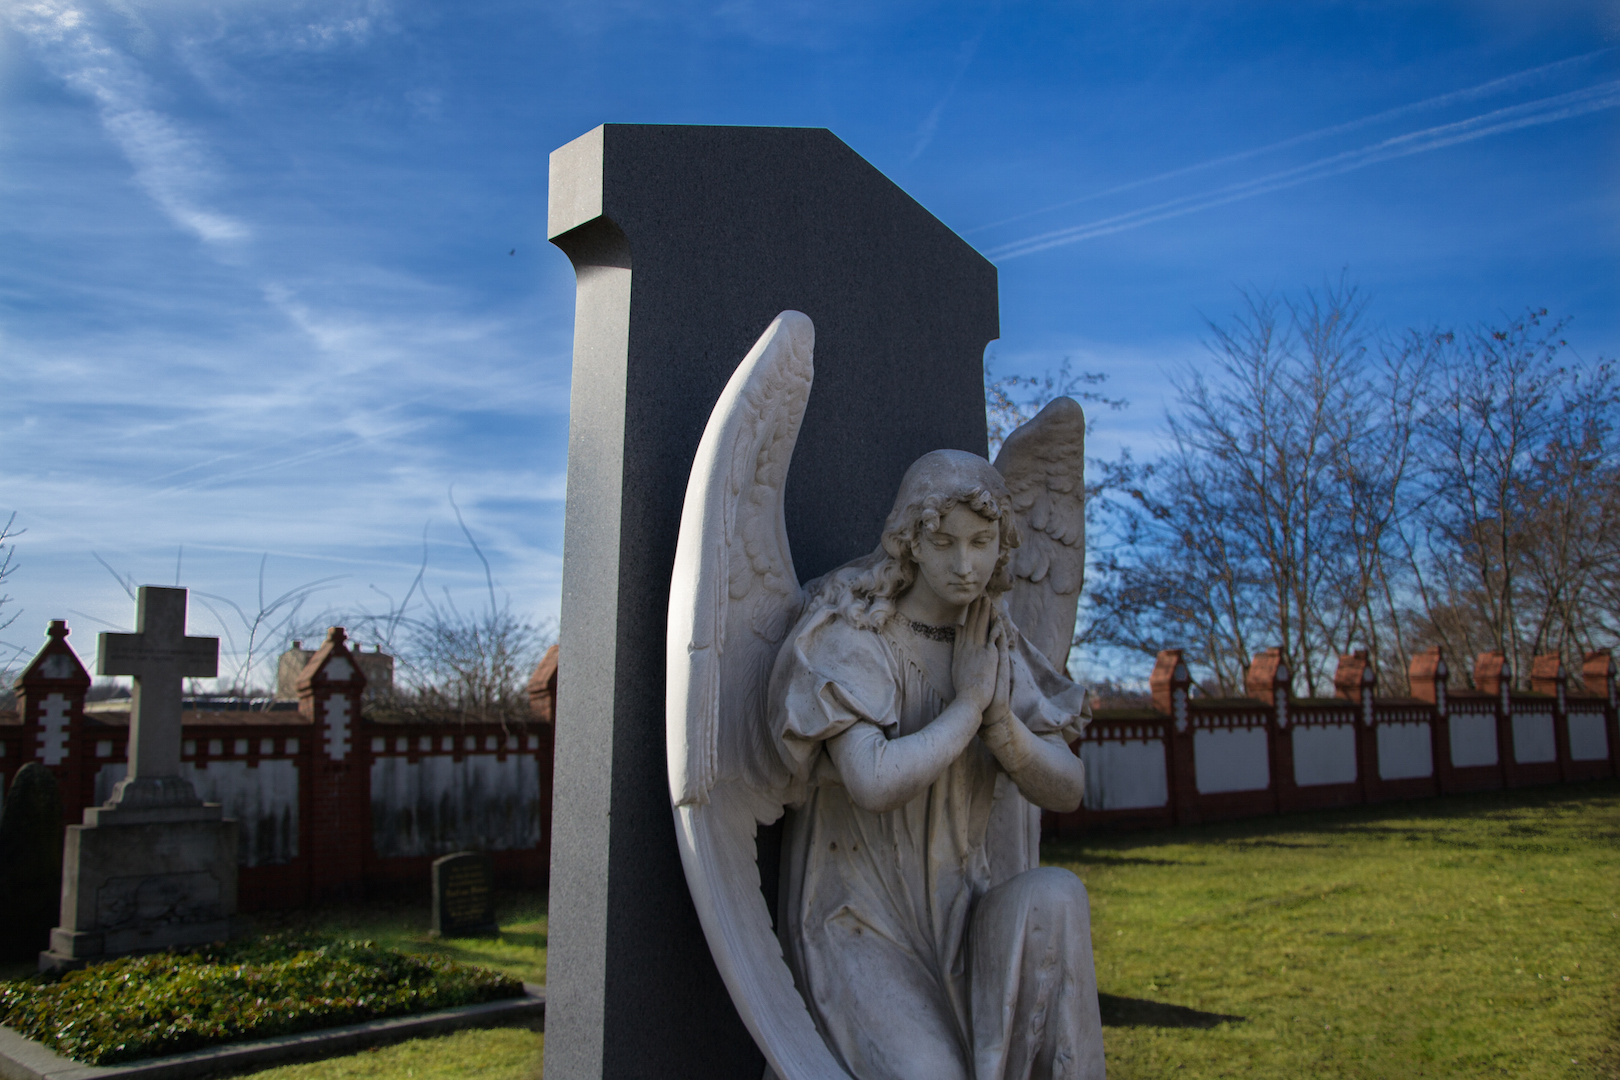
[247,890,547,986]
[236,1028,541,1080]
[1045,780,1620,1079]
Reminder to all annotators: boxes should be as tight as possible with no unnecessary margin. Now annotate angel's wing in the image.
[667,311,851,1080]
[993,396,1087,671]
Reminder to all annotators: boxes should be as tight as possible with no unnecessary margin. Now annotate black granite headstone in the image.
[546,125,998,1079]
[430,852,499,939]
[0,763,65,961]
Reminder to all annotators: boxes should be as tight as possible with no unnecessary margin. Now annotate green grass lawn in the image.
[237,1028,541,1080]
[1047,779,1620,1079]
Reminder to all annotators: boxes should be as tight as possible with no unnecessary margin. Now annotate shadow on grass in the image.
[1098,993,1243,1029]
[1067,853,1187,867]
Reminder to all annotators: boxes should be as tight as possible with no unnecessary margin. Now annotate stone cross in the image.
[98,586,218,809]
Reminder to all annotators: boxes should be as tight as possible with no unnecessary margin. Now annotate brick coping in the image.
[0,984,543,1080]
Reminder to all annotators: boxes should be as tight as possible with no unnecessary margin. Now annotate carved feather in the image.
[993,396,1086,671]
[668,310,812,808]
[667,311,851,1079]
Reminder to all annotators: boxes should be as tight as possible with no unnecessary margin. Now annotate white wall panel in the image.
[1377,722,1432,780]
[1449,714,1498,768]
[1512,713,1557,764]
[1079,739,1168,810]
[1568,712,1610,761]
[1194,727,1269,794]
[1292,724,1357,787]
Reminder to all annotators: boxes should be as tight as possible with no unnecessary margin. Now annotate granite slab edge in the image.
[0,984,544,1080]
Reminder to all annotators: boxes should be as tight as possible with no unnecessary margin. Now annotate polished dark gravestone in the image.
[545,125,998,1079]
[430,852,499,939]
[0,763,65,962]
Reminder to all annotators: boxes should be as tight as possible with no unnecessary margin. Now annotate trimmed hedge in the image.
[0,936,525,1065]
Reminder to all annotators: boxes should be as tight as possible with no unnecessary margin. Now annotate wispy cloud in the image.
[969,48,1612,237]
[989,78,1620,260]
[11,0,251,244]
[910,2,997,161]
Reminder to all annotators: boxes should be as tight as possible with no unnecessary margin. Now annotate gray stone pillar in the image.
[545,124,998,1079]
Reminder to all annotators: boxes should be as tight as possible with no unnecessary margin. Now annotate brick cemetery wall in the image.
[1044,641,1619,839]
[1,621,558,914]
[2,611,1607,925]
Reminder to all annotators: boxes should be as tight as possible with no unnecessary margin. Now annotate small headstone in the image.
[0,764,65,962]
[431,852,499,938]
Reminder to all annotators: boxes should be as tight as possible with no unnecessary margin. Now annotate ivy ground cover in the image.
[0,937,525,1066]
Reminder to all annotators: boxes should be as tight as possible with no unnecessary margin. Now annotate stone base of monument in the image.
[0,984,544,1080]
[38,802,240,975]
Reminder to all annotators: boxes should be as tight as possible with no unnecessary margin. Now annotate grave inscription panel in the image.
[431,852,499,939]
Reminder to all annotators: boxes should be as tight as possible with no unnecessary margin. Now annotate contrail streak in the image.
[966,48,1611,236]
[989,79,1620,261]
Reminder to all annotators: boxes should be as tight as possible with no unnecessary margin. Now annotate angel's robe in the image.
[769,604,1107,1080]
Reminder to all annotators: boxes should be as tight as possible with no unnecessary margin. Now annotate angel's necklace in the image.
[895,613,957,642]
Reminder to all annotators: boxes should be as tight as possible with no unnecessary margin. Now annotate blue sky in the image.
[2,0,1616,684]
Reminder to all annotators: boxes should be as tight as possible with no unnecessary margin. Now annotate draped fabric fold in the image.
[767,603,1105,1080]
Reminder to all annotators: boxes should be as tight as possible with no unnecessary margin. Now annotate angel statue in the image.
[668,311,1105,1080]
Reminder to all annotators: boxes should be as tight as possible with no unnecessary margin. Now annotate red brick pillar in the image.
[1409,648,1453,792]
[1333,650,1377,803]
[1152,650,1197,825]
[12,620,92,814]
[1475,652,1515,787]
[1530,654,1571,782]
[527,644,559,881]
[298,627,369,904]
[1246,649,1294,812]
[1582,651,1618,776]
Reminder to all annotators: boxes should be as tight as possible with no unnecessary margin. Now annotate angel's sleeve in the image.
[1007,623,1091,744]
[770,608,900,785]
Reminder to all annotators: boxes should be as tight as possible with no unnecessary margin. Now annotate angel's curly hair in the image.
[807,452,1021,631]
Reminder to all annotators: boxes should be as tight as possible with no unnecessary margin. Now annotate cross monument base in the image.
[39,803,239,974]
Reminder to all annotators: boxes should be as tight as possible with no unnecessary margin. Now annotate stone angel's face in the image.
[910,503,1001,610]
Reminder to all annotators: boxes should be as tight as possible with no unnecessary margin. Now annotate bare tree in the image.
[0,513,22,708]
[1408,310,1620,681]
[1083,280,1447,697]
[343,494,555,726]
[985,356,1125,457]
[1081,447,1267,694]
[93,550,340,702]
[1094,283,1382,694]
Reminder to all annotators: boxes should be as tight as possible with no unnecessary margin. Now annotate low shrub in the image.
[0,935,525,1066]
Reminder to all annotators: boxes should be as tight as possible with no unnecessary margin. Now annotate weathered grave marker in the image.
[545,125,997,1079]
[431,852,500,939]
[40,586,239,972]
[0,763,65,961]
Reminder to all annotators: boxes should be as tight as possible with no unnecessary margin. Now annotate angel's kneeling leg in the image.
[968,866,1105,1080]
